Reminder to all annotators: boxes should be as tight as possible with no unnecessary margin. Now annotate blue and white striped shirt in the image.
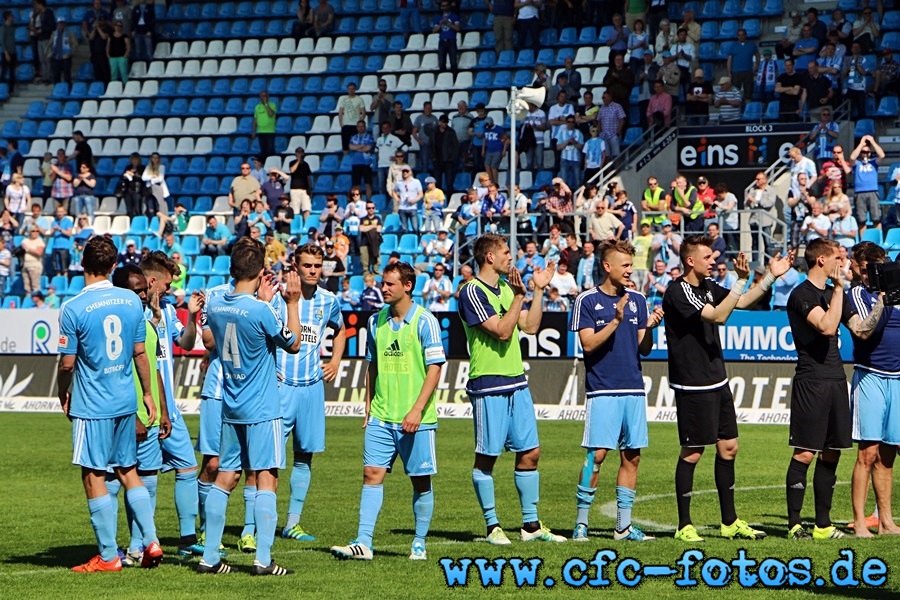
[146,301,186,422]
[273,288,343,386]
[200,282,233,401]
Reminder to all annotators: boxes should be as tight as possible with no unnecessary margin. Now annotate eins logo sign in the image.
[679,137,740,167]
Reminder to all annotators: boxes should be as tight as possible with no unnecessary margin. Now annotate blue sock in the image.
[125,486,157,547]
[472,469,498,528]
[202,486,230,565]
[514,470,540,525]
[88,495,118,562]
[242,486,257,537]
[254,490,278,566]
[576,485,596,526]
[197,480,212,532]
[412,488,434,545]
[127,476,157,552]
[285,460,311,530]
[616,486,636,532]
[174,471,198,538]
[105,478,122,532]
[356,484,383,548]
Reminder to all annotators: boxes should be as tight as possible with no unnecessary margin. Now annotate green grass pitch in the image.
[1,414,899,598]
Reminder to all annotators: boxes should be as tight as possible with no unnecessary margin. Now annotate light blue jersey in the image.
[59,281,146,419]
[200,282,234,400]
[206,291,295,425]
[273,288,343,386]
[146,301,185,421]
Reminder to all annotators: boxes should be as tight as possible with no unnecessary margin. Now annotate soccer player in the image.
[57,236,163,572]
[106,264,172,566]
[785,238,885,539]
[664,235,792,542]
[276,244,346,542]
[197,278,258,554]
[331,261,445,561]
[199,240,303,575]
[140,251,205,556]
[459,233,566,544]
[570,240,664,542]
[848,243,900,536]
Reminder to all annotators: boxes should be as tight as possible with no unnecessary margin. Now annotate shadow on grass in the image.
[387,528,482,543]
[4,544,99,568]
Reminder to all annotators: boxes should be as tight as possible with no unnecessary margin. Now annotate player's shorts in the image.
[196,395,223,457]
[582,394,649,451]
[72,414,137,471]
[674,385,739,447]
[161,417,198,472]
[220,418,285,472]
[483,151,502,170]
[855,191,882,224]
[469,387,540,456]
[280,380,326,455]
[363,420,437,477]
[789,378,852,452]
[852,369,900,444]
[136,426,163,472]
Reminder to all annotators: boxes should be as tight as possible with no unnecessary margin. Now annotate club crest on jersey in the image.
[706,291,714,302]
[628,300,637,313]
[316,308,324,320]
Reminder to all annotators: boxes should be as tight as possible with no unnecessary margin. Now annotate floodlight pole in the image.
[508,86,518,257]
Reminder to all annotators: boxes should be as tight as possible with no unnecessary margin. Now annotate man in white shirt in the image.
[393,167,424,234]
[587,201,624,241]
[547,91,575,172]
[423,263,453,311]
[374,121,406,202]
[801,200,831,242]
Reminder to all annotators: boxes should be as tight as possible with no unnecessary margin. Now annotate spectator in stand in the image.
[29,0,53,84]
[248,155,266,185]
[560,232,582,273]
[49,205,73,277]
[549,259,579,302]
[70,162,97,221]
[793,24,819,72]
[514,0,542,52]
[455,188,481,257]
[263,230,287,271]
[487,0,514,52]
[547,92,574,172]
[450,101,474,172]
[628,19,650,74]
[423,263,453,311]
[831,203,858,250]
[272,195,294,244]
[843,42,872,118]
[696,175,716,224]
[228,161,262,215]
[480,117,506,190]
[386,151,411,211]
[0,209,17,250]
[713,183,739,255]
[309,0,336,38]
[606,13,630,63]
[777,10,803,60]
[369,79,394,135]
[772,263,800,310]
[349,120,375,200]
[433,115,459,194]
[805,7,827,46]
[230,199,253,245]
[745,172,777,262]
[726,29,758,102]
[651,218,681,271]
[288,147,313,219]
[574,239,599,290]
[658,50,682,105]
[422,177,445,233]
[670,174,704,232]
[850,135,885,237]
[713,261,737,290]
[707,222,726,262]
[393,167,423,234]
[142,152,170,212]
[50,149,74,212]
[20,225,45,294]
[201,216,229,257]
[318,194,344,239]
[398,0,423,42]
[789,146,817,191]
[646,80,673,127]
[684,68,712,125]
[800,199,830,243]
[320,241,345,293]
[575,90,599,137]
[250,90,277,161]
[375,122,405,201]
[418,226,454,272]
[596,91,627,159]
[390,100,414,150]
[654,19,673,60]
[480,182,510,233]
[851,6,879,54]
[644,259,671,308]
[818,42,843,103]
[359,200,384,274]
[344,187,365,250]
[413,102,439,174]
[84,2,110,84]
[260,167,288,213]
[291,0,312,40]
[111,0,131,33]
[810,109,839,170]
[755,48,778,103]
[0,237,12,301]
[453,264,474,299]
[636,49,659,128]
[131,0,155,63]
[541,222,565,263]
[338,83,366,155]
[714,77,742,123]
[829,8,852,47]
[48,17,77,85]
[582,126,606,184]
[339,276,360,311]
[556,115,584,192]
[359,272,384,309]
[160,231,183,259]
[4,173,31,225]
[603,54,635,115]
[875,47,900,101]
[516,239,545,279]
[118,239,141,267]
[546,178,574,233]
[467,103,488,173]
[103,19,130,84]
[170,251,187,289]
[4,140,25,185]
[433,2,460,75]
[588,200,624,242]
[672,28,695,96]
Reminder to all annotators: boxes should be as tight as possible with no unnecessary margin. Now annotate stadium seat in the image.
[703,0,723,19]
[873,96,900,118]
[383,214,402,233]
[886,228,900,250]
[760,0,782,16]
[718,20,738,40]
[854,119,875,139]
[861,229,884,245]
[740,101,763,122]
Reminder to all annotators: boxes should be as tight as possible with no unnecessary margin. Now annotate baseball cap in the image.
[640,218,652,227]
[485,116,494,127]
[425,176,436,184]
[661,50,672,58]
[661,219,673,227]
[402,166,411,172]
[126,239,137,247]
[789,10,801,17]
[718,76,731,85]
[761,47,773,55]
[325,240,334,247]
[31,290,43,299]
[697,176,708,184]
[173,288,186,297]
[438,227,449,233]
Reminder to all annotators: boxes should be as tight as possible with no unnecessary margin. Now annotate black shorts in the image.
[351,164,373,185]
[789,378,852,452]
[674,385,739,447]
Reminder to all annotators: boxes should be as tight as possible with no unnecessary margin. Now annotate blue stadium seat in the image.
[885,228,900,249]
[194,197,213,213]
[874,96,900,117]
[313,175,333,194]
[357,15,374,31]
[497,50,515,67]
[718,20,739,40]
[474,70,492,88]
[380,234,399,252]
[208,97,225,113]
[699,42,717,61]
[763,100,780,121]
[882,32,900,52]
[740,101,763,122]
[323,76,342,93]
[703,0,723,19]
[181,237,200,256]
[743,19,761,39]
[388,34,406,51]
[760,0,782,15]
[861,229,884,245]
[219,2,236,17]
[854,119,875,139]
[201,176,221,194]
[134,99,152,116]
[494,71,511,87]
[477,52,496,69]
[33,121,52,138]
[742,0,762,16]
[513,69,533,87]
[188,98,206,115]
[329,56,346,72]
[180,177,200,194]
[577,26,597,44]
[208,276,226,288]
[364,55,384,72]
[337,17,356,34]
[623,127,642,146]
[201,3,217,18]
[236,1,253,17]
[701,21,718,41]
[231,78,249,94]
[536,48,555,65]
[247,21,265,36]
[187,157,207,175]
[195,79,213,96]
[397,233,419,254]
[159,80,176,96]
[334,175,352,193]
[24,101,44,119]
[295,116,312,133]
[95,157,114,176]
[383,214,402,233]
[127,216,150,236]
[171,98,189,114]
[539,28,558,46]
[884,11,900,30]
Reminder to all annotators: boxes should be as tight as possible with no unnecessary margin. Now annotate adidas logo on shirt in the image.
[383,339,404,357]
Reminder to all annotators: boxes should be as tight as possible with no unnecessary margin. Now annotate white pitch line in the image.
[598,482,850,532]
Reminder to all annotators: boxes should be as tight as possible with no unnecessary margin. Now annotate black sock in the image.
[522,521,540,533]
[180,534,198,547]
[786,458,810,528]
[715,455,737,525]
[486,523,500,536]
[675,458,697,530]
[813,458,839,529]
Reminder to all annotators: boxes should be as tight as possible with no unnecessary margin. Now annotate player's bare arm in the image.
[401,364,442,434]
[701,252,749,325]
[176,290,205,351]
[476,268,527,342]
[520,262,556,334]
[281,271,304,353]
[363,362,376,428]
[56,354,76,420]
[736,251,795,309]
[156,370,172,440]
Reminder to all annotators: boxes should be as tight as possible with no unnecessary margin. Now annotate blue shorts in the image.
[196,396,223,457]
[470,388,540,456]
[136,426,163,472]
[160,417,198,472]
[852,369,900,444]
[363,420,437,476]
[220,418,285,472]
[582,394,649,451]
[280,380,326,454]
[72,414,137,471]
